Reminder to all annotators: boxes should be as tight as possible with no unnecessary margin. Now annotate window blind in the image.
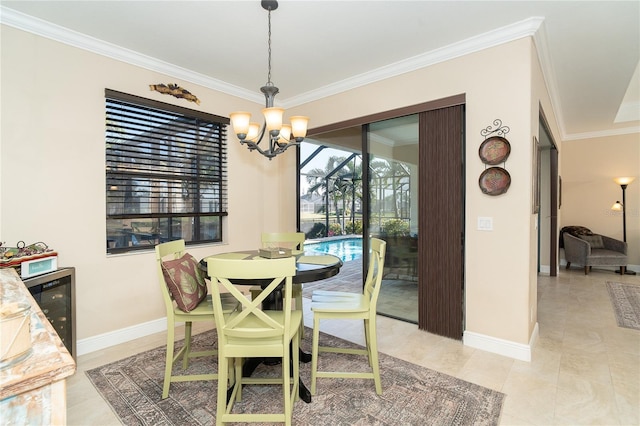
[105,89,228,253]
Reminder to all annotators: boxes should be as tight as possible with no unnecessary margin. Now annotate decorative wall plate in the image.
[479,136,511,165]
[479,167,511,195]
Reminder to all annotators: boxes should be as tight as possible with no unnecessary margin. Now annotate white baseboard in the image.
[463,323,538,362]
[77,317,167,356]
[80,316,545,362]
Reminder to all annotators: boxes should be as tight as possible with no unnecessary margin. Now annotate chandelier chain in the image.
[267,8,272,85]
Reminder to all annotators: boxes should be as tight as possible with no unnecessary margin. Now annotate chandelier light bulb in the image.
[246,122,261,142]
[230,112,251,139]
[290,116,309,140]
[263,107,284,132]
[278,124,292,144]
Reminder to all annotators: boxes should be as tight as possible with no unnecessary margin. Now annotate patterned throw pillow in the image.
[161,253,208,312]
[579,234,604,249]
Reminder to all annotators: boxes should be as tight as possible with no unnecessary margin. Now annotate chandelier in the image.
[230,0,309,160]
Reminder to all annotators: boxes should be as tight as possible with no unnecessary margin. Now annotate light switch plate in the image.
[478,216,493,231]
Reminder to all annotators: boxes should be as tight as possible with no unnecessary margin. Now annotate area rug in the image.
[87,329,504,425]
[606,281,640,330]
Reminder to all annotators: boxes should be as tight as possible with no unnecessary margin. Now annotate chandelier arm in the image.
[254,123,268,146]
[244,135,299,160]
[242,139,274,158]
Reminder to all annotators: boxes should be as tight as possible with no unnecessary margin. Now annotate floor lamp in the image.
[611,176,636,275]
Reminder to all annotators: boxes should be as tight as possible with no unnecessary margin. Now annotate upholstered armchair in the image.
[563,232,627,275]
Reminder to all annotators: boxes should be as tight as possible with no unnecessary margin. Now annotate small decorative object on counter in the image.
[0,241,58,278]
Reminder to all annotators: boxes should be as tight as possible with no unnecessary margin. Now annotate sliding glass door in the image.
[299,95,465,337]
[367,115,419,323]
[298,115,420,324]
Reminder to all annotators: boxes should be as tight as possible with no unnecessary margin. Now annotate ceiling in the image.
[2,1,639,141]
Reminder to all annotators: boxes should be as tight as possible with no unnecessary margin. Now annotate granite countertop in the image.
[0,268,76,400]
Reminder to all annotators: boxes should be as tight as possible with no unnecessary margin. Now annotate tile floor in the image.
[66,268,639,425]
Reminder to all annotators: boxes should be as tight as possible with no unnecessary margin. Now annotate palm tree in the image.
[301,144,411,237]
[306,155,347,235]
[305,153,368,236]
[334,158,363,232]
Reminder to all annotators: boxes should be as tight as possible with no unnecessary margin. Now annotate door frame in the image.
[539,106,559,276]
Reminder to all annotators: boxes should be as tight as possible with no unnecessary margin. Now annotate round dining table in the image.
[199,250,343,285]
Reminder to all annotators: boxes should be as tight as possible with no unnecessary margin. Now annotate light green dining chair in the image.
[310,237,386,395]
[261,232,306,255]
[260,232,306,335]
[207,256,301,426]
[155,239,239,399]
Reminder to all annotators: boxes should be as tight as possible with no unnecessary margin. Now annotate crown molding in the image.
[531,18,569,140]
[562,125,640,141]
[6,8,633,140]
[284,17,545,108]
[529,20,640,141]
[0,6,264,104]
[2,6,543,108]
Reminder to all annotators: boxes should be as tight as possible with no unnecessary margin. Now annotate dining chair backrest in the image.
[155,239,186,310]
[207,256,297,342]
[155,239,228,400]
[364,238,386,309]
[261,232,305,252]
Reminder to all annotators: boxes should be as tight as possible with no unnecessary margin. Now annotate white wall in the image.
[2,24,568,360]
[0,25,294,342]
[289,37,548,355]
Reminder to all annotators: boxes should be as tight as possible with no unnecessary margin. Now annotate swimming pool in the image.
[305,237,363,262]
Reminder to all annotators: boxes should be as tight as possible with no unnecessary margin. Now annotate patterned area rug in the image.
[87,329,504,425]
[606,281,640,330]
